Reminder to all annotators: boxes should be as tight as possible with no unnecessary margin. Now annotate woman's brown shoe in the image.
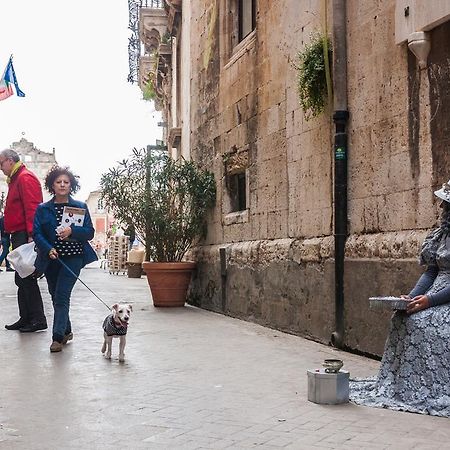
[62,332,73,345]
[50,341,63,352]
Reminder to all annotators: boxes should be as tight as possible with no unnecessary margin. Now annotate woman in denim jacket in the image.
[33,166,97,353]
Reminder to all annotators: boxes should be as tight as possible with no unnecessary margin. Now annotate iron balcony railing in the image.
[127,0,165,84]
[141,0,164,7]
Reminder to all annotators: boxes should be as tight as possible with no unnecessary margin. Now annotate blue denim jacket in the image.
[33,197,98,273]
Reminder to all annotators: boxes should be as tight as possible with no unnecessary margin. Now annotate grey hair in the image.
[0,149,20,163]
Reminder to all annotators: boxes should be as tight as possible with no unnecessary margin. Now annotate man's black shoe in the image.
[5,320,28,330]
[5,267,14,272]
[19,322,48,333]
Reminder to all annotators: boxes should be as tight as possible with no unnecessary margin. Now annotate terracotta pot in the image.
[142,261,196,307]
[127,262,142,279]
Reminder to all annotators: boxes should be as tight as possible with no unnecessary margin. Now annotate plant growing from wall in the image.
[143,79,157,101]
[143,68,161,102]
[296,32,332,120]
[161,31,171,45]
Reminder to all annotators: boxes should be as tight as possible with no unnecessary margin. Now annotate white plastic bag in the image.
[7,242,38,278]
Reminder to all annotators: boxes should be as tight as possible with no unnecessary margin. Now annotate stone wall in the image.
[189,231,426,355]
[186,1,449,356]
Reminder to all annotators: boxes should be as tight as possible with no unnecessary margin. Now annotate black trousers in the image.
[10,231,46,325]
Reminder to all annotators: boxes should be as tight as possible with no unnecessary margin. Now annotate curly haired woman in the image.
[33,165,97,353]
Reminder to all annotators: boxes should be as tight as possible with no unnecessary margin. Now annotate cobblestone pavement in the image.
[0,264,449,449]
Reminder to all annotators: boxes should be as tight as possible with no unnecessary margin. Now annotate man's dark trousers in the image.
[11,231,46,326]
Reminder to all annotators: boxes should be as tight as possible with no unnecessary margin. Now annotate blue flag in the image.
[3,57,25,97]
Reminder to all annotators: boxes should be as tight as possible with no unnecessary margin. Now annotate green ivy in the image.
[297,33,332,120]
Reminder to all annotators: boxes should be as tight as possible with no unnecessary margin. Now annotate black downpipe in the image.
[219,247,227,311]
[331,111,349,348]
[330,0,349,348]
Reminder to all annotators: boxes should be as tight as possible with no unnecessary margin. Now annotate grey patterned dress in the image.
[349,223,450,417]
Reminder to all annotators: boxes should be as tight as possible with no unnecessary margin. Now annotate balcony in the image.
[138,54,157,89]
[168,127,182,149]
[136,2,174,112]
[129,1,180,118]
[139,6,168,53]
[165,0,182,36]
[128,0,165,84]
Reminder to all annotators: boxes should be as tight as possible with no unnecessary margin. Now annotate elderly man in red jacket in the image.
[0,149,47,332]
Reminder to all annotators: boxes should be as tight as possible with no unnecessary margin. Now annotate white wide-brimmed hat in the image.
[434,181,450,202]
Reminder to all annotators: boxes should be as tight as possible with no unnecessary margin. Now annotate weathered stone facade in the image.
[137,1,450,356]
[0,138,57,203]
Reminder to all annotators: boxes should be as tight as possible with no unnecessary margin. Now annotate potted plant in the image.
[100,147,216,306]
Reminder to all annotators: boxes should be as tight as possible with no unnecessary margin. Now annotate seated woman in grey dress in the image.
[350,181,450,417]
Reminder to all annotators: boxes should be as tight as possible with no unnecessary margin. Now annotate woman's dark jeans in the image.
[45,256,83,343]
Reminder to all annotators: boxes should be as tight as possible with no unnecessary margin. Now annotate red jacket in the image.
[4,165,43,236]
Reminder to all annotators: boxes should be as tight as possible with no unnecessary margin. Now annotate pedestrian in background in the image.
[124,222,136,250]
[0,211,14,272]
[33,165,97,353]
[0,149,47,332]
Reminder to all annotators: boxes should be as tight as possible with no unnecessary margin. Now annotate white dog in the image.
[101,303,132,362]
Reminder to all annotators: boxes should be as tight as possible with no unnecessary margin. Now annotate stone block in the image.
[286,84,299,115]
[267,209,288,239]
[264,104,283,136]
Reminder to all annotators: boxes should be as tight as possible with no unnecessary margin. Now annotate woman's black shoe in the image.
[5,320,28,330]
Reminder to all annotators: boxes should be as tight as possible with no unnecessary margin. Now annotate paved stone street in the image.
[0,265,448,449]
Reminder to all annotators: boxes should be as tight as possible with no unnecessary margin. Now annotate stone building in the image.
[85,189,115,254]
[130,0,450,356]
[0,138,57,204]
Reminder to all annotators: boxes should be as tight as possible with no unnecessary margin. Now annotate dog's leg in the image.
[101,332,107,354]
[118,335,126,362]
[105,335,112,359]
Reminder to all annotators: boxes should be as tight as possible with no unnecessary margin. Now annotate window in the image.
[238,0,256,42]
[224,0,257,61]
[228,172,247,212]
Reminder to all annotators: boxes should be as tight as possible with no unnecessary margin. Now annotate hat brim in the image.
[434,188,450,202]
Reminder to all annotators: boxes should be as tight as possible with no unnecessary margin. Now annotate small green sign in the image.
[335,147,346,160]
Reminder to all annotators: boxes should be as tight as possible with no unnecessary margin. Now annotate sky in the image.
[0,0,161,200]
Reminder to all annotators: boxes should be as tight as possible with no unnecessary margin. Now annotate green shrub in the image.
[100,148,216,262]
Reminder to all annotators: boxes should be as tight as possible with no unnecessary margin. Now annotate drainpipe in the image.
[219,247,227,311]
[331,0,349,348]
